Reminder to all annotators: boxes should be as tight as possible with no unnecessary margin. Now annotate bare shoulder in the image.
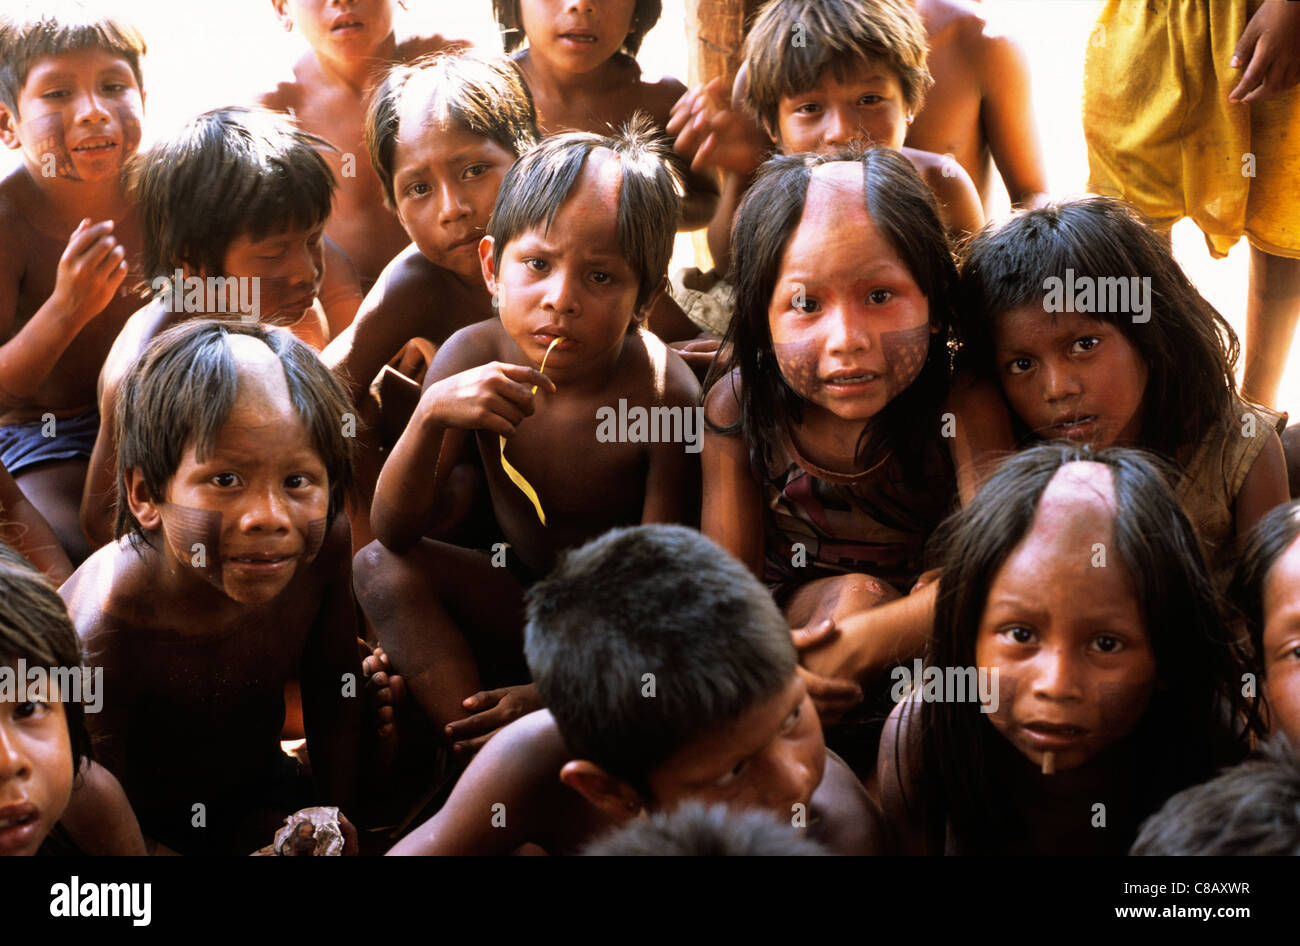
[430,316,507,377]
[60,760,147,855]
[102,298,168,390]
[254,58,308,114]
[918,0,989,41]
[634,71,689,127]
[632,330,701,406]
[813,749,892,854]
[903,145,976,198]
[703,366,743,426]
[396,31,471,62]
[60,542,146,650]
[877,692,928,854]
[0,168,41,258]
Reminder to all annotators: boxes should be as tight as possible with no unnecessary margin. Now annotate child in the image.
[387,525,885,855]
[671,0,983,274]
[0,1,148,564]
[79,106,350,548]
[1083,0,1300,409]
[61,320,361,855]
[1,460,72,584]
[702,149,958,718]
[493,0,717,229]
[903,0,1049,211]
[354,124,700,746]
[1131,736,1300,856]
[878,444,1256,855]
[1227,500,1300,749]
[582,800,831,855]
[321,53,537,549]
[0,540,143,856]
[257,0,465,289]
[959,197,1290,586]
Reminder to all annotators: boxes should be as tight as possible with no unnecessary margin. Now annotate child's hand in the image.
[52,219,128,324]
[1230,0,1300,103]
[668,77,770,177]
[362,644,405,744]
[425,363,557,436]
[792,619,863,725]
[668,334,723,373]
[444,683,543,756]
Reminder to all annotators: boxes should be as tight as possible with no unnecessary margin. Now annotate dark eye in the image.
[1004,626,1033,644]
[212,473,238,488]
[783,704,802,729]
[1006,357,1033,376]
[868,289,892,305]
[15,700,44,719]
[1072,336,1100,354]
[795,103,821,115]
[1093,635,1123,654]
[525,258,548,272]
[857,94,883,105]
[463,164,488,180]
[406,182,430,198]
[284,474,308,489]
[590,271,612,285]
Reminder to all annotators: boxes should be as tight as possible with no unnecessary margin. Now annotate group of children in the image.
[1,0,1298,858]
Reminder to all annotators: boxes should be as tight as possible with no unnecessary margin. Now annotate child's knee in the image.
[837,573,902,613]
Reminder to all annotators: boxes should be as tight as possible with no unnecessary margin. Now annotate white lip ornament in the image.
[499,335,563,526]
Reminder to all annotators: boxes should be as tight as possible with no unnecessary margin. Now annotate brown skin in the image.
[904,0,1049,211]
[58,759,148,855]
[257,0,466,287]
[61,354,361,852]
[0,460,73,584]
[0,51,149,563]
[361,153,700,746]
[388,695,886,855]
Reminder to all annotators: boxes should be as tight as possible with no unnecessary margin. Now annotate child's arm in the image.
[915,154,985,241]
[0,461,73,584]
[58,759,147,856]
[387,710,576,855]
[877,695,928,855]
[318,235,364,338]
[1235,427,1289,536]
[701,370,765,574]
[801,581,937,684]
[371,328,553,551]
[639,345,702,525]
[946,373,1016,506]
[299,515,363,812]
[80,375,121,550]
[0,220,127,404]
[1229,0,1300,103]
[977,31,1049,208]
[668,72,771,275]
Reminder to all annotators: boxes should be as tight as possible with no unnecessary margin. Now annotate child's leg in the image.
[14,459,90,564]
[1242,248,1300,409]
[353,538,526,738]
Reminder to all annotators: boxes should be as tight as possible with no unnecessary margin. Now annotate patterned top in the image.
[761,428,955,595]
[1175,397,1287,588]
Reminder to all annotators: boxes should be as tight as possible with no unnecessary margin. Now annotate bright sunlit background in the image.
[2,1,1284,415]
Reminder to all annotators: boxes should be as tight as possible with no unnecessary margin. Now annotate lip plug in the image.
[1041,751,1056,776]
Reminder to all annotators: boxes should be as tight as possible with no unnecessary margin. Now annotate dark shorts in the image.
[0,407,99,475]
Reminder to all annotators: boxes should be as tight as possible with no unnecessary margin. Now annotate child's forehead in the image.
[787,54,899,97]
[512,149,625,243]
[22,47,136,83]
[1027,463,1119,542]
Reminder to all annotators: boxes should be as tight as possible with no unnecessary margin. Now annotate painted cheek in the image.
[773,337,822,402]
[304,517,327,560]
[21,113,79,181]
[163,504,223,584]
[880,323,931,400]
[117,106,141,156]
[1093,678,1155,744]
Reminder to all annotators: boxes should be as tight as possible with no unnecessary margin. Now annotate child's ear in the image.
[269,0,292,31]
[478,236,499,296]
[0,104,21,151]
[559,760,647,822]
[123,467,163,531]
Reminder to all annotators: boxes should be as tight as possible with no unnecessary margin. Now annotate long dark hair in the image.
[915,443,1257,853]
[706,148,956,482]
[959,197,1240,456]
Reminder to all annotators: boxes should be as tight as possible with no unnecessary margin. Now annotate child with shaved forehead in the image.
[61,320,361,855]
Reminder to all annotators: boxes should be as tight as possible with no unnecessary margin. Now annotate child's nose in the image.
[1030,646,1085,702]
[822,107,858,149]
[0,723,31,782]
[74,86,113,125]
[541,268,580,317]
[762,739,819,813]
[825,304,869,355]
[239,486,293,533]
[1041,361,1081,401]
[437,182,471,226]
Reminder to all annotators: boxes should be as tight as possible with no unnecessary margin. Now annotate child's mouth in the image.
[1048,415,1098,439]
[0,804,40,853]
[331,18,364,33]
[558,32,599,46]
[227,554,295,575]
[533,331,576,352]
[1021,721,1087,750]
[72,139,118,155]
[823,370,880,390]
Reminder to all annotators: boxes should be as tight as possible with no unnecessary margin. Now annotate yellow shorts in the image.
[1083,0,1300,259]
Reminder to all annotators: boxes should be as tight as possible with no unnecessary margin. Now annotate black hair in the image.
[487,115,680,311]
[365,52,537,210]
[1227,499,1300,702]
[914,442,1257,854]
[524,525,796,796]
[0,540,93,776]
[959,197,1240,457]
[492,0,661,56]
[743,0,931,132]
[583,800,830,855]
[114,320,355,545]
[130,106,335,283]
[1131,736,1300,856]
[0,0,146,117]
[707,148,956,483]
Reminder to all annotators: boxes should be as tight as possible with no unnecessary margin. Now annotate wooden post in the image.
[684,0,764,90]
